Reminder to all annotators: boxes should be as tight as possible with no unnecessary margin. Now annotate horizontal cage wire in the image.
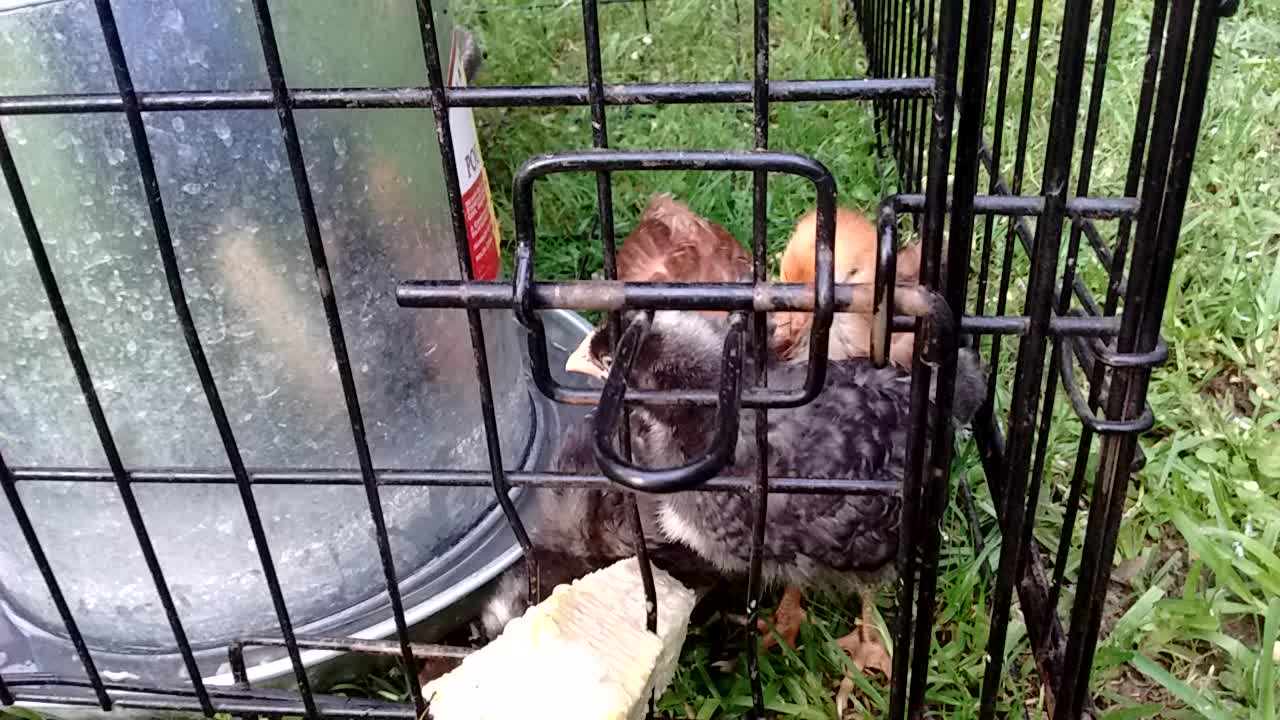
[0,0,1233,718]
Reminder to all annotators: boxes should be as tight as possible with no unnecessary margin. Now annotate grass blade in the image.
[1129,652,1231,720]
[1259,598,1279,720]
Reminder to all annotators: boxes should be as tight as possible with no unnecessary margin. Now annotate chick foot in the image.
[835,593,892,680]
[758,585,807,649]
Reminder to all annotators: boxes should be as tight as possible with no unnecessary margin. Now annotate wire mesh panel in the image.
[0,0,1232,718]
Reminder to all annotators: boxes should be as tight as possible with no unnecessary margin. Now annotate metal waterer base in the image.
[0,310,594,703]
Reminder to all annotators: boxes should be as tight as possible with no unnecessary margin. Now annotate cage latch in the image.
[871,203,899,368]
[592,311,747,492]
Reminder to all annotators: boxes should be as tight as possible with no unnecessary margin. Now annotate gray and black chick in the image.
[570,309,986,679]
[477,410,720,641]
[477,194,751,642]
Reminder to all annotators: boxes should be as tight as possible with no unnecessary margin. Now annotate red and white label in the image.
[447,30,500,280]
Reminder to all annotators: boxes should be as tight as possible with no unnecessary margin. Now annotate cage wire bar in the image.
[248,0,428,714]
[0,0,1231,717]
[579,0,661,639]
[1046,0,1169,627]
[745,0,772,708]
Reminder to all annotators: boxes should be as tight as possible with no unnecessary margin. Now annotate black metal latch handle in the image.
[871,203,899,368]
[593,312,747,493]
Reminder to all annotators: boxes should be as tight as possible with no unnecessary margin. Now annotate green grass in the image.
[462,0,882,281]
[437,0,1280,717]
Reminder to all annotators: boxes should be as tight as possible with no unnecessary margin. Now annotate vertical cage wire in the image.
[879,0,898,166]
[886,0,962,713]
[577,0,662,644]
[887,0,906,174]
[1056,0,1228,715]
[244,0,428,714]
[0,127,114,712]
[0,452,110,710]
[896,2,978,713]
[904,0,996,705]
[901,0,932,196]
[36,6,235,703]
[988,0,1121,696]
[99,0,321,715]
[415,0,540,589]
[976,0,1098,710]
[973,0,1019,319]
[1047,0,1170,620]
[983,0,1047,413]
[856,0,885,164]
[1024,0,1122,641]
[574,8,664,716]
[744,0,772,712]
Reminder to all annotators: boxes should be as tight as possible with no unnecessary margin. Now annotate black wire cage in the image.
[0,0,1232,717]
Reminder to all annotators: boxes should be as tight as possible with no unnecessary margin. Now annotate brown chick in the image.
[615,193,753,288]
[567,193,751,375]
[771,207,922,369]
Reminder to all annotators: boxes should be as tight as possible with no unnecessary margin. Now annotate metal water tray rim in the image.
[0,310,593,691]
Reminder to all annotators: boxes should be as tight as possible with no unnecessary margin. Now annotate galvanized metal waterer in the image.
[0,0,584,688]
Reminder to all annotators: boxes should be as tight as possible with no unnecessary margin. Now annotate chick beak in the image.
[565,335,608,380]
